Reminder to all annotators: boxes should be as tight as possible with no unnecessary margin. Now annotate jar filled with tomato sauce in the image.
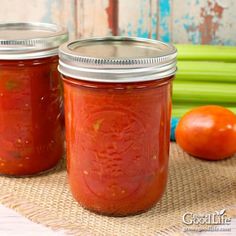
[0,23,68,176]
[59,37,177,216]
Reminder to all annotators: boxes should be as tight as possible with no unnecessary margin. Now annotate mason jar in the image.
[59,37,177,216]
[0,23,68,176]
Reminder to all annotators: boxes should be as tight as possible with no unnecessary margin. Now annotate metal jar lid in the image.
[0,22,68,60]
[58,36,177,83]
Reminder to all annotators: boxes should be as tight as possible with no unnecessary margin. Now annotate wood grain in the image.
[172,0,236,45]
[119,0,158,39]
[158,0,172,42]
[75,0,112,38]
[0,0,235,44]
[106,0,119,36]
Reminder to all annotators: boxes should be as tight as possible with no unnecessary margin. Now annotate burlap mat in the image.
[0,143,235,236]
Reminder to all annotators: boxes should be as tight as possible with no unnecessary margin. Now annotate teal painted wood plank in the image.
[172,0,236,45]
[0,0,236,45]
[158,0,172,42]
[150,0,158,39]
[119,0,158,39]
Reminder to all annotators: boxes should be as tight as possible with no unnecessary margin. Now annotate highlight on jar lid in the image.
[58,37,177,83]
[0,22,68,60]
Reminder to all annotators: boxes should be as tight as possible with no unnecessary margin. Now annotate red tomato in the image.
[176,105,236,160]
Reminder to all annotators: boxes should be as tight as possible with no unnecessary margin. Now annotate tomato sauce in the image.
[0,56,64,175]
[62,77,173,215]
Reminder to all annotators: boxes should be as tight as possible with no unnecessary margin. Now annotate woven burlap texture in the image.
[0,143,235,236]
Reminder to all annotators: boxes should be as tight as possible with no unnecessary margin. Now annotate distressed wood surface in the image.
[172,0,236,45]
[76,0,113,38]
[118,0,158,39]
[0,0,235,44]
[158,0,172,42]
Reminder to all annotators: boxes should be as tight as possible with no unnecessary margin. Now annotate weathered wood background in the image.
[0,0,235,45]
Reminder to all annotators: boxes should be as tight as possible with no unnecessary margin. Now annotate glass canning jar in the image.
[59,37,177,216]
[0,23,68,176]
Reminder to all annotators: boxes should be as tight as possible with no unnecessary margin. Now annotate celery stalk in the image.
[173,81,236,104]
[176,44,236,62]
[176,61,236,83]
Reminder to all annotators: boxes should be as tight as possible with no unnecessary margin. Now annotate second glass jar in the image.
[0,23,68,176]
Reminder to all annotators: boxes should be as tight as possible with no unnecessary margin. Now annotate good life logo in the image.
[182,209,232,232]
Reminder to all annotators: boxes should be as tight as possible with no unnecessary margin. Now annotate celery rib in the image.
[176,44,236,62]
[176,61,236,83]
[173,81,236,104]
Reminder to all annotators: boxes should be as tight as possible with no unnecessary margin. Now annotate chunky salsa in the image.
[63,76,172,216]
[0,56,64,175]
